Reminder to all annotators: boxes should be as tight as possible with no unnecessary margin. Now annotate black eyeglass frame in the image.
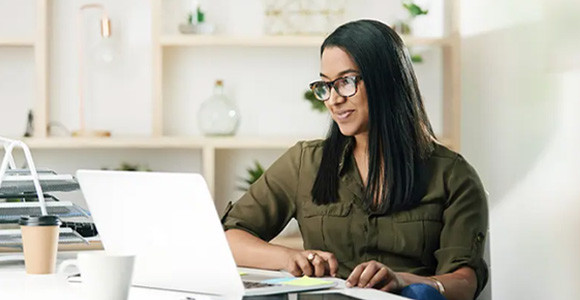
[308,75,362,101]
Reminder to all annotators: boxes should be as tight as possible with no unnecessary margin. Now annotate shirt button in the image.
[476,232,485,242]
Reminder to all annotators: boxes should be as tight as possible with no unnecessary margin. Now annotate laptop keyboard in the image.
[243,281,276,289]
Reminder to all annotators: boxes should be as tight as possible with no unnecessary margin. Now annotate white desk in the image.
[0,252,408,300]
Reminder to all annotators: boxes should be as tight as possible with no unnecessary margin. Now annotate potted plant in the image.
[237,161,265,191]
[303,90,327,112]
[393,0,429,63]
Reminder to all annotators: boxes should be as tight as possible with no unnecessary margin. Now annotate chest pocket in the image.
[299,201,354,261]
[377,203,442,265]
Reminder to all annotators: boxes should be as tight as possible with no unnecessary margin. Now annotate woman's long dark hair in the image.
[311,19,435,214]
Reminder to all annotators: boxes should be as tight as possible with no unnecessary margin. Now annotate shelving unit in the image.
[3,0,461,210]
[150,0,462,202]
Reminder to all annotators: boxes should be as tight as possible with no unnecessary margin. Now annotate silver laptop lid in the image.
[76,170,244,296]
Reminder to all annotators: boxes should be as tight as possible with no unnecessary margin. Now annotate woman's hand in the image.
[284,249,338,277]
[346,260,406,292]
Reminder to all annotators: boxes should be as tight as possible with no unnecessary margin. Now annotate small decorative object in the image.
[73,3,114,138]
[198,80,240,136]
[178,3,215,35]
[23,110,34,137]
[102,162,152,172]
[263,0,347,35]
[237,161,265,191]
[303,90,327,112]
[393,0,429,63]
[47,121,72,136]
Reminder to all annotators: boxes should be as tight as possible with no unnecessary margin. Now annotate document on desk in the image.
[262,276,334,287]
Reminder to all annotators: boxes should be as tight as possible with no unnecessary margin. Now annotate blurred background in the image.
[1,0,579,299]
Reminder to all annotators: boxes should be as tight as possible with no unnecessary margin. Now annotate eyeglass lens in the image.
[311,77,357,101]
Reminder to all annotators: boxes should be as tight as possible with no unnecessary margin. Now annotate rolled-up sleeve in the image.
[435,155,489,297]
[221,142,302,242]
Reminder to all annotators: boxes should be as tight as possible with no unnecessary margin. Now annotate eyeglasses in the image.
[308,75,362,101]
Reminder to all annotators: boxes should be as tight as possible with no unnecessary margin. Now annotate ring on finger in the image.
[307,253,316,261]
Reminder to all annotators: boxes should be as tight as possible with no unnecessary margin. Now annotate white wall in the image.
[461,0,580,298]
[0,0,36,136]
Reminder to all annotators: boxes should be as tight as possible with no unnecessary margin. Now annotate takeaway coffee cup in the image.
[19,215,62,274]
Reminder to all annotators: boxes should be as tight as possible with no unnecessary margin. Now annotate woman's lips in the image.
[335,110,354,121]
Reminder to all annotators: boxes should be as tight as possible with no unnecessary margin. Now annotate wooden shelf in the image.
[21,136,320,150]
[0,37,35,47]
[21,136,451,150]
[161,35,324,47]
[160,34,451,48]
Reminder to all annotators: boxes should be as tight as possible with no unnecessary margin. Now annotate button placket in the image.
[362,215,375,262]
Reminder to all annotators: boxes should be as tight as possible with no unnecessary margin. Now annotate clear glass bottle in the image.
[197,80,240,136]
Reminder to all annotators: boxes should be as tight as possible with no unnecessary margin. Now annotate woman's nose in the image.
[326,87,347,105]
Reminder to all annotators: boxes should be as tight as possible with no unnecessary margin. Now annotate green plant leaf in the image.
[303,90,327,112]
[403,2,429,18]
[238,161,265,191]
[197,6,205,23]
[411,54,423,63]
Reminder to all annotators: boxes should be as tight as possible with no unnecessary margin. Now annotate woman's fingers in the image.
[287,250,339,277]
[287,261,303,277]
[380,279,399,292]
[346,261,397,290]
[310,254,326,277]
[365,266,389,288]
[296,254,314,276]
[356,261,380,287]
[346,262,367,287]
[314,251,338,277]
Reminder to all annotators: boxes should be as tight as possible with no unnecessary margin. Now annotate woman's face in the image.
[320,47,369,138]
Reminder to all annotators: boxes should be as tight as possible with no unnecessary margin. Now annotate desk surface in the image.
[0,240,104,253]
[0,252,408,300]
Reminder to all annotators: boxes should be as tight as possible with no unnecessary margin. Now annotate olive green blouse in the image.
[222,139,488,296]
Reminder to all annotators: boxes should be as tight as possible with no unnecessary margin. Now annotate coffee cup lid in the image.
[19,215,62,226]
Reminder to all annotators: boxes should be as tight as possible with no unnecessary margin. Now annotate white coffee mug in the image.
[59,252,135,300]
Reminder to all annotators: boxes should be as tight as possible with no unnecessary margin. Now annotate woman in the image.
[222,20,488,300]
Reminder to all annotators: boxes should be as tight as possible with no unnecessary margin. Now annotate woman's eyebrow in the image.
[319,69,359,79]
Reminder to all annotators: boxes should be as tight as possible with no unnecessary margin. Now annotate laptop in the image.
[76,170,336,297]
